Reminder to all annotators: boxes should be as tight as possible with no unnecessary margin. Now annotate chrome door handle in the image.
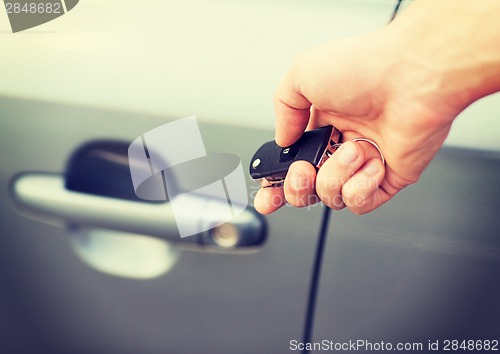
[11,173,266,250]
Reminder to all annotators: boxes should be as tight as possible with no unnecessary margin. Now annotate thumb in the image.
[273,62,312,147]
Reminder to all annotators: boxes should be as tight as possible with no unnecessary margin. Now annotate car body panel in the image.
[313,148,500,351]
[0,0,395,129]
[0,96,324,353]
[1,0,500,353]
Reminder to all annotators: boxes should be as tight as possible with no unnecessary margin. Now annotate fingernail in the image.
[338,144,359,164]
[364,160,380,177]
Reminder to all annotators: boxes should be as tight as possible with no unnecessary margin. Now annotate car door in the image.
[0,96,326,353]
[312,145,500,353]
[310,2,500,343]
[0,1,405,353]
[310,1,500,350]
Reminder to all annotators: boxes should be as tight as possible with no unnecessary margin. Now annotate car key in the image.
[249,125,342,187]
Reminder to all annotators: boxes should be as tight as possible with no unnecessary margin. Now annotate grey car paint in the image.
[2,93,499,354]
[313,149,500,352]
[0,96,325,353]
[1,1,499,353]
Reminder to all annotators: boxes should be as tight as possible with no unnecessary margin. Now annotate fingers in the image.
[341,158,387,214]
[253,161,320,214]
[254,186,286,215]
[284,160,319,207]
[254,137,394,215]
[316,141,367,210]
[274,62,312,147]
[315,138,395,214]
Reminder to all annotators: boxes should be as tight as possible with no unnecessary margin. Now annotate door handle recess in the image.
[11,139,266,251]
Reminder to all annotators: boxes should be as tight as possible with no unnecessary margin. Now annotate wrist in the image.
[380,0,500,121]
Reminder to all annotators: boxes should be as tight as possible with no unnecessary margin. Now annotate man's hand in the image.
[254,0,500,215]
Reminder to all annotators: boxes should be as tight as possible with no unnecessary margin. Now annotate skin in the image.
[254,0,500,215]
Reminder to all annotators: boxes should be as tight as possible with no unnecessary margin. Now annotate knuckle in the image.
[343,189,368,213]
[285,190,316,208]
[319,192,345,210]
[345,195,371,215]
[284,185,299,206]
[285,195,300,207]
[341,187,357,206]
[382,173,419,197]
[349,205,369,215]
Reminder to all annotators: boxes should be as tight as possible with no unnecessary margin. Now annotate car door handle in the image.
[10,140,266,251]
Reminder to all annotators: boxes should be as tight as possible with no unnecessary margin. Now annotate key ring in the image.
[332,138,386,165]
[352,138,385,165]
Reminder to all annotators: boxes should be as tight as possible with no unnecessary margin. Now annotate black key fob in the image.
[249,125,341,187]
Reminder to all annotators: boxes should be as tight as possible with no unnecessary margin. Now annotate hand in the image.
[253,0,500,215]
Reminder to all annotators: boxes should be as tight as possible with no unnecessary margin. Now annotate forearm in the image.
[381,0,500,117]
